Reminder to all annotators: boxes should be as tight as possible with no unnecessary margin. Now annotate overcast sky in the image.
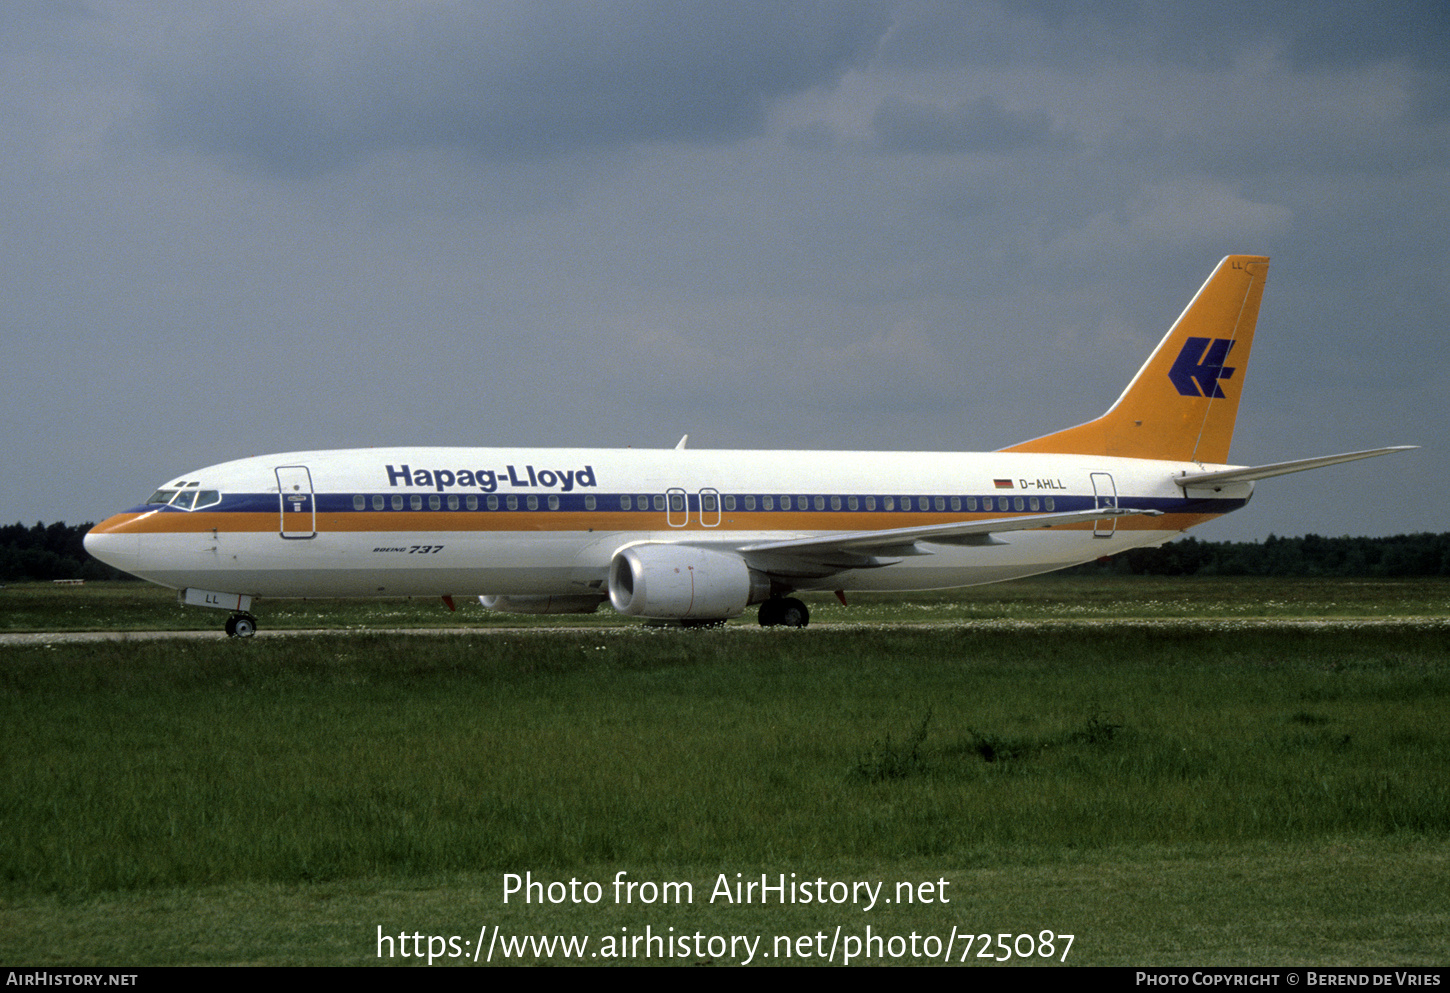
[3,1,1445,541]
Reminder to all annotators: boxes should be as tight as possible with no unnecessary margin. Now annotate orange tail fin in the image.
[1002,255,1269,463]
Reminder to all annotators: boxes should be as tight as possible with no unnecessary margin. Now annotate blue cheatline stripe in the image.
[125,491,1248,517]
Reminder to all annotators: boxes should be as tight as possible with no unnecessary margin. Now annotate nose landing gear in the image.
[225,612,258,638]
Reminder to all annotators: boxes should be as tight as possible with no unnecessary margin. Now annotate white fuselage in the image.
[84,446,1250,602]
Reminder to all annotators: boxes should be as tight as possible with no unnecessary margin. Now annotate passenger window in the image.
[1014,497,1025,511]
[847,496,858,511]
[723,495,736,511]
[670,493,685,512]
[506,496,518,510]
[779,496,791,511]
[487,495,499,510]
[526,496,539,510]
[1030,497,1040,511]
[353,495,366,511]
[701,493,717,512]
[447,495,459,510]
[410,495,423,511]
[934,497,945,511]
[373,495,385,511]
[968,497,978,511]
[884,497,895,511]
[621,495,633,511]
[982,497,993,511]
[391,495,404,511]
[866,496,877,511]
[1045,497,1055,511]
[744,495,757,511]
[429,495,441,511]
[585,495,597,511]
[950,497,961,512]
[762,495,773,511]
[467,496,479,511]
[814,496,825,511]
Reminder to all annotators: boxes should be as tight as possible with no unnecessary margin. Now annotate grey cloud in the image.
[882,1,1450,77]
[3,1,1445,544]
[0,0,94,35]
[144,1,893,175]
[871,95,1071,154]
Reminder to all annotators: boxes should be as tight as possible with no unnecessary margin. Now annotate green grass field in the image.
[2,579,1448,965]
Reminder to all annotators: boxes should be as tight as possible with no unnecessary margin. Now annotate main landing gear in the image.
[225,612,258,638]
[758,597,810,628]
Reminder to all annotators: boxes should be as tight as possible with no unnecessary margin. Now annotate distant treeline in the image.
[3,521,1450,583]
[1064,533,1450,578]
[0,522,127,582]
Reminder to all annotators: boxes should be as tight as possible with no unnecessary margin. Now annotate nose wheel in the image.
[225,612,258,638]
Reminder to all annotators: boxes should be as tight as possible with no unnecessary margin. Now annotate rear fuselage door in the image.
[1091,472,1117,538]
[276,465,316,539]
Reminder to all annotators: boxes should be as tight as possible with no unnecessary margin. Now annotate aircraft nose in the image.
[84,521,142,576]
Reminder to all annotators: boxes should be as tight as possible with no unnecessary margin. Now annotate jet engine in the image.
[479,595,605,614]
[608,544,769,620]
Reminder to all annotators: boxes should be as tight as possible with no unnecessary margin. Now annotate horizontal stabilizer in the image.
[1174,446,1417,488]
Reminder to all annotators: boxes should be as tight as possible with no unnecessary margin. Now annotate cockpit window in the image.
[145,485,221,510]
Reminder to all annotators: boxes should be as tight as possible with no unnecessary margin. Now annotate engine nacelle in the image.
[608,544,769,620]
[479,594,605,615]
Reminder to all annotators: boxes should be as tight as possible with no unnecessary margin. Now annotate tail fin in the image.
[1002,255,1269,463]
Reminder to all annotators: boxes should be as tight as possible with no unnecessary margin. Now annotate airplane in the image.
[85,255,1413,636]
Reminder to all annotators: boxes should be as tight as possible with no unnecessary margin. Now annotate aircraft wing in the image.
[734,506,1162,576]
[1173,446,1417,488]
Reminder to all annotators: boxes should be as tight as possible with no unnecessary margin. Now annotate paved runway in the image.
[3,615,1446,646]
[0,627,533,645]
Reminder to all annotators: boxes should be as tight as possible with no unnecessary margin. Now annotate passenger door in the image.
[276,465,316,539]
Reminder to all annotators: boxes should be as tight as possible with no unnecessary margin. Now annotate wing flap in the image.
[739,506,1160,558]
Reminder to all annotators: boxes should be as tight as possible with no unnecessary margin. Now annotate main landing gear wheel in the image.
[758,597,809,628]
[225,612,257,638]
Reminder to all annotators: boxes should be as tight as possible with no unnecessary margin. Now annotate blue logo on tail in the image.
[1169,337,1236,398]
